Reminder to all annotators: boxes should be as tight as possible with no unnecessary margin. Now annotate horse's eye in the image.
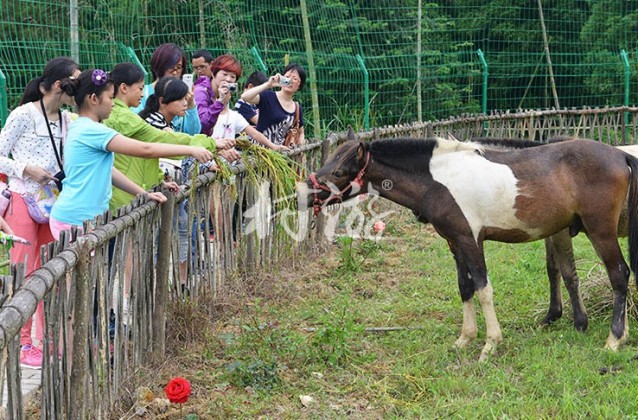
[334,170,346,178]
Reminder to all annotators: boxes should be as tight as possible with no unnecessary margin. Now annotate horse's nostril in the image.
[334,170,345,178]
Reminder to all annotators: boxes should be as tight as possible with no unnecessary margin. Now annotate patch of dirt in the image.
[107,201,428,418]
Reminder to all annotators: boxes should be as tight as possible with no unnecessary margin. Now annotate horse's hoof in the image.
[454,335,473,349]
[573,318,588,332]
[479,342,496,362]
[604,332,627,351]
[541,310,562,326]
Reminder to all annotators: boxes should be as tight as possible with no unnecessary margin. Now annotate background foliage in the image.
[1,0,638,134]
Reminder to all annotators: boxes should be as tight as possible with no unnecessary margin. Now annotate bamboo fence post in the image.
[153,189,174,359]
[315,138,331,240]
[244,182,257,272]
[70,241,91,420]
[6,264,24,420]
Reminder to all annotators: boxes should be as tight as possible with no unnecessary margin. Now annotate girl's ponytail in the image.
[138,93,160,120]
[19,76,45,105]
[138,76,187,121]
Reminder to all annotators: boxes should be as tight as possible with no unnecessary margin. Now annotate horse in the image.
[468,137,638,334]
[303,135,638,361]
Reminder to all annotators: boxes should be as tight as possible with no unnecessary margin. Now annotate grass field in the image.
[120,201,638,418]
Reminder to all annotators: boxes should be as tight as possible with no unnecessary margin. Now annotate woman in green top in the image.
[103,62,234,212]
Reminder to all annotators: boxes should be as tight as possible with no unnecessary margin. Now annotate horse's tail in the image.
[625,153,638,284]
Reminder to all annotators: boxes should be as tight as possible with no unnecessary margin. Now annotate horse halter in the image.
[308,151,371,217]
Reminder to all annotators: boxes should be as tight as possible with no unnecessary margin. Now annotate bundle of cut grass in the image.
[534,260,638,322]
[579,262,638,320]
[235,138,303,213]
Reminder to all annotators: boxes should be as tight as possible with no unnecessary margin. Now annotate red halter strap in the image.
[309,151,371,217]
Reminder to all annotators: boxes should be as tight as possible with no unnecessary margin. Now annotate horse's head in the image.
[300,136,371,215]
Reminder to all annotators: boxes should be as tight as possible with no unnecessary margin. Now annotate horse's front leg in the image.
[475,276,502,362]
[450,246,477,348]
[451,241,503,361]
[542,236,564,326]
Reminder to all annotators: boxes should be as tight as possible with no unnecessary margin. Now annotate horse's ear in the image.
[356,141,368,163]
[347,126,357,142]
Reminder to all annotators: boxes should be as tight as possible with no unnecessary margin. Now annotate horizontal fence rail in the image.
[0,106,635,417]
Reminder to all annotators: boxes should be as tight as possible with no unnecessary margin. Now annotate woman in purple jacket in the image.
[193,54,242,136]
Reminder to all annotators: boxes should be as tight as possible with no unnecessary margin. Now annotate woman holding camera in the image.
[0,57,80,368]
[193,54,243,136]
[240,63,306,147]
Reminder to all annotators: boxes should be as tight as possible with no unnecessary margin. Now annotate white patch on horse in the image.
[476,280,503,361]
[455,299,477,349]
[430,141,542,242]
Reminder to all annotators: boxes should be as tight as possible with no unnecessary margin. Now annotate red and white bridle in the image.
[308,151,371,217]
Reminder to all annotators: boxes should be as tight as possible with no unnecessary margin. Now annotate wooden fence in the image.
[0,106,636,418]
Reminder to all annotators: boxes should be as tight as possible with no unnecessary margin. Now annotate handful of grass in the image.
[235,138,303,205]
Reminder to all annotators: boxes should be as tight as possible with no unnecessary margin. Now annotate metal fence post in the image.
[250,47,268,74]
[356,54,370,130]
[621,49,630,143]
[69,0,80,63]
[477,49,488,134]
[0,69,8,127]
[122,44,149,84]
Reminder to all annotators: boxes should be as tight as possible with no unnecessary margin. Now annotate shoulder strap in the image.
[293,102,300,127]
[40,97,63,171]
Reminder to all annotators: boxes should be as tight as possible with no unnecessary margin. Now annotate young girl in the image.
[103,62,233,213]
[139,76,190,132]
[139,76,203,289]
[0,57,80,368]
[49,69,213,239]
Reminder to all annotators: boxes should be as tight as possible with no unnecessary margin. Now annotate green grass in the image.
[123,203,638,418]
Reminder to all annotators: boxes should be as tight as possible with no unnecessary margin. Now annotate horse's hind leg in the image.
[585,231,629,350]
[546,230,588,331]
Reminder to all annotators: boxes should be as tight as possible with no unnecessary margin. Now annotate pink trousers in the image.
[5,192,54,347]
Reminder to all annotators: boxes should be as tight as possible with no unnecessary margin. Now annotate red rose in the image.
[165,377,191,404]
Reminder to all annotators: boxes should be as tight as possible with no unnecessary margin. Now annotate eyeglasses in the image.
[285,75,301,83]
[167,64,183,74]
[193,64,208,71]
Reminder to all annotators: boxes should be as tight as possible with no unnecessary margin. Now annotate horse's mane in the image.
[370,137,481,157]
[368,137,483,174]
[470,136,579,150]
[470,137,545,150]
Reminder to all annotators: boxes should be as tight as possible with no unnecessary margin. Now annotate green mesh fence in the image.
[1,1,638,135]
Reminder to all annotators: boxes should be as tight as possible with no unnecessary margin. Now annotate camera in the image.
[228,83,238,93]
[279,76,291,87]
[53,170,65,191]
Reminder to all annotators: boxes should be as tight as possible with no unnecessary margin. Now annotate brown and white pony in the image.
[470,138,638,336]
[303,136,638,361]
